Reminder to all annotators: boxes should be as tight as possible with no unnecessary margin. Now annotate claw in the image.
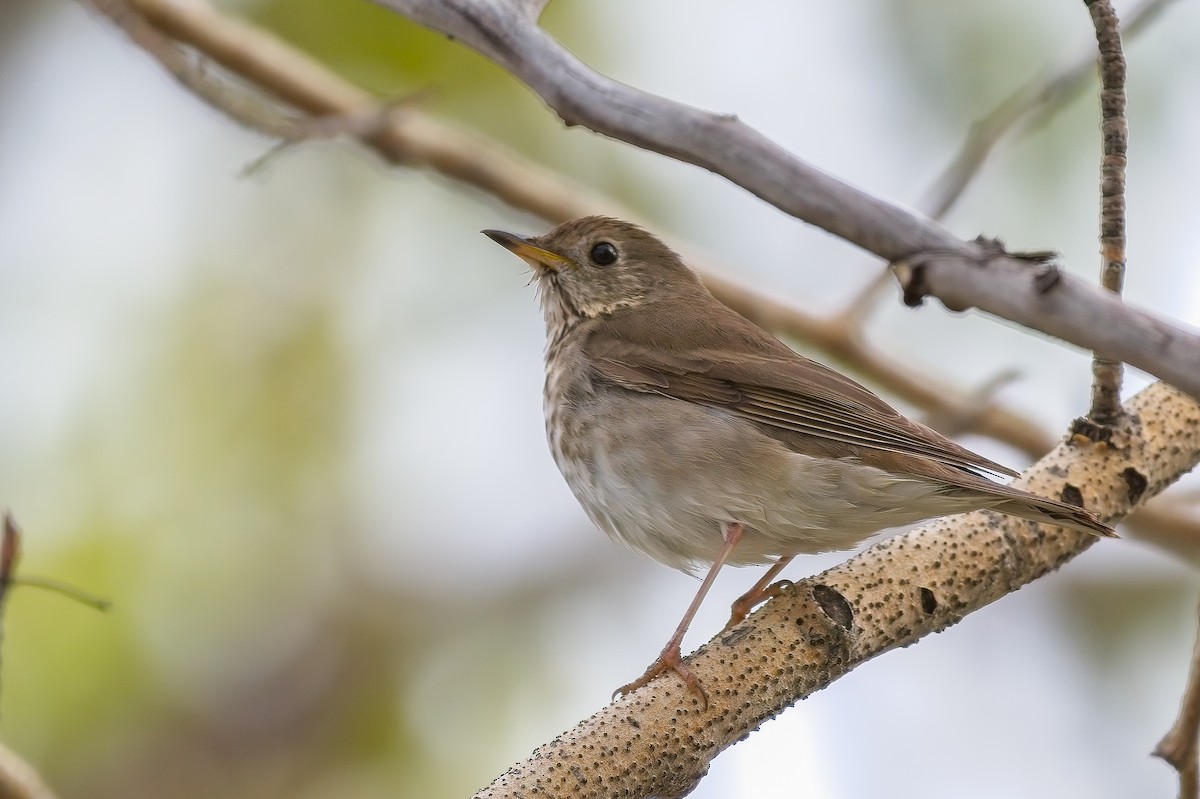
[614,645,709,710]
[724,577,797,631]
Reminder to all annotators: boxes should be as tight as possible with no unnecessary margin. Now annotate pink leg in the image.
[723,555,796,631]
[614,522,745,709]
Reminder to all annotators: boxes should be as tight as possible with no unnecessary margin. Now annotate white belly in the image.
[546,386,982,574]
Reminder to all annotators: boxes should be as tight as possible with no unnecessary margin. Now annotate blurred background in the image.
[2,0,1200,797]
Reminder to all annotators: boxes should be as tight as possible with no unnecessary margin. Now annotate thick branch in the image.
[373,0,1200,402]
[474,381,1200,798]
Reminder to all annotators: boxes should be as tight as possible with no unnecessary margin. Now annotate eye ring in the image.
[589,241,619,267]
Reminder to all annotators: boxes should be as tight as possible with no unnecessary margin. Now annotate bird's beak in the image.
[482,229,571,273]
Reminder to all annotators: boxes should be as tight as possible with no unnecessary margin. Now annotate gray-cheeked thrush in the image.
[484,216,1113,705]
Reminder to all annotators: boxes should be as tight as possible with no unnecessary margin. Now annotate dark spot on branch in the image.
[918,587,938,614]
[1033,264,1062,293]
[721,625,752,646]
[1121,467,1148,505]
[1071,415,1113,442]
[1010,248,1058,264]
[812,584,853,630]
[972,235,1056,265]
[893,258,928,308]
[1060,483,1085,509]
[972,234,1007,255]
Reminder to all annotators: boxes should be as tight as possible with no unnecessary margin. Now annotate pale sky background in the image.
[3,1,1200,797]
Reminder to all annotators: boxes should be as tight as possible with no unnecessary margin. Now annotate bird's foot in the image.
[613,644,708,710]
[723,579,796,631]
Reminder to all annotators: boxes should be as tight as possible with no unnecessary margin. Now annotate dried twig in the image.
[926,0,1172,220]
[83,0,422,147]
[0,742,58,799]
[1083,0,1129,427]
[0,512,19,702]
[1156,596,1200,799]
[841,0,1171,330]
[0,517,59,799]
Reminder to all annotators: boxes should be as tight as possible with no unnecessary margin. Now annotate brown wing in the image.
[583,297,1019,479]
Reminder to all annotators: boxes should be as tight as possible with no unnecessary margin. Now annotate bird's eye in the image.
[589,241,619,267]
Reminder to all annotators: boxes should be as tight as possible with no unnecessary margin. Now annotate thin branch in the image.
[841,0,1172,329]
[1085,0,1130,426]
[919,368,1021,437]
[474,381,1200,798]
[0,743,59,799]
[0,512,18,706]
[103,0,1055,460]
[84,0,423,147]
[925,0,1172,221]
[10,577,112,612]
[0,512,18,601]
[1156,596,1200,799]
[370,0,1200,404]
[81,0,314,139]
[1122,502,1200,564]
[0,518,60,799]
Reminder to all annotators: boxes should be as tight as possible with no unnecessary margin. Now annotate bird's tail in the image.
[989,494,1116,538]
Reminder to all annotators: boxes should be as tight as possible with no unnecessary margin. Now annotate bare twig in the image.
[10,577,111,613]
[1084,0,1129,426]
[920,368,1021,437]
[0,513,17,602]
[1123,502,1200,564]
[841,0,1172,330]
[0,742,58,799]
[926,0,1172,220]
[83,0,422,147]
[0,512,18,703]
[80,0,319,139]
[0,522,57,799]
[474,381,1200,798]
[1156,596,1200,799]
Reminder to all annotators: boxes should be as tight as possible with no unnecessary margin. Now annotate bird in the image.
[482,215,1113,705]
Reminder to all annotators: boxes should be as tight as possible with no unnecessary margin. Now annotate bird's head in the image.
[484,216,703,332]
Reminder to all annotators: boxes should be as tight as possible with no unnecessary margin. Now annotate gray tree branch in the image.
[373,0,1200,402]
